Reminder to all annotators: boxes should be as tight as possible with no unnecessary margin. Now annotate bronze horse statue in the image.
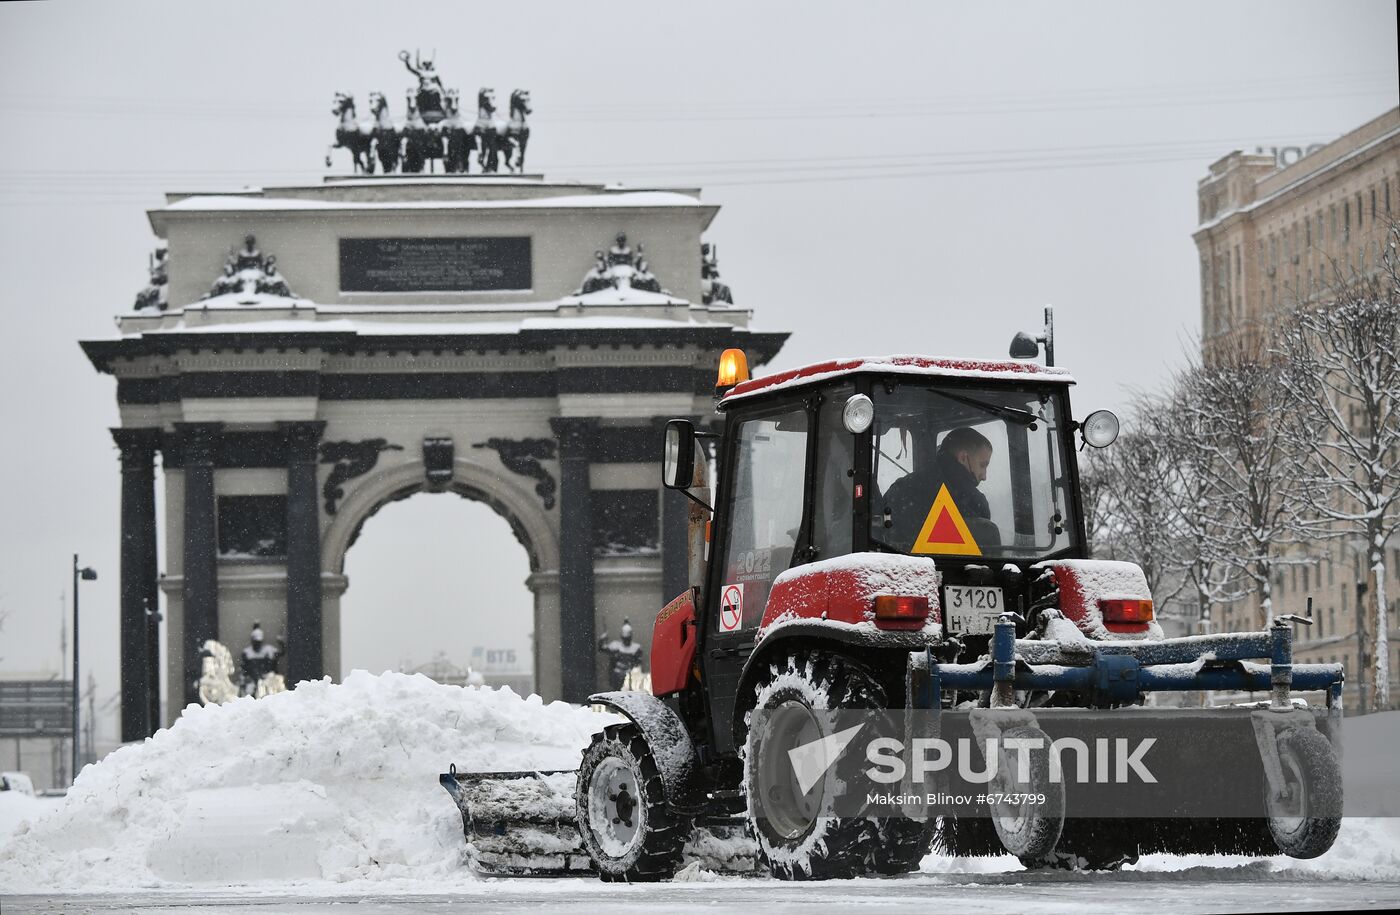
[328,93,374,173]
[503,89,531,173]
[400,92,438,174]
[368,92,401,174]
[442,89,475,174]
[474,87,507,173]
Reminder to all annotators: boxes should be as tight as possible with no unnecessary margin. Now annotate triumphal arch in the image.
[84,65,787,738]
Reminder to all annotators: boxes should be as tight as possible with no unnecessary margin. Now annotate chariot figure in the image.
[399,49,446,123]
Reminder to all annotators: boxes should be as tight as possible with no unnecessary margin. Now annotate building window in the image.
[1330,205,1337,241]
[1357,193,1364,225]
[1344,201,1350,241]
[1372,187,1378,220]
[1306,219,1312,248]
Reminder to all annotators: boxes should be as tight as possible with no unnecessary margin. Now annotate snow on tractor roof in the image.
[720,355,1074,406]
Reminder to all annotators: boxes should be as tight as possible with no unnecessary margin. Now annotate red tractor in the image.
[443,346,1344,880]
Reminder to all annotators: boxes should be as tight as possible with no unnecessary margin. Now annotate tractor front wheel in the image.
[745,652,912,880]
[576,723,691,881]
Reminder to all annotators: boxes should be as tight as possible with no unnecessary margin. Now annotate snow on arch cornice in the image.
[720,354,1075,405]
[159,190,709,213]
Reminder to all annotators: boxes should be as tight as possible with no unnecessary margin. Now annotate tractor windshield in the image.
[869,383,1076,561]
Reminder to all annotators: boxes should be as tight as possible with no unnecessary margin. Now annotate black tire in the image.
[873,817,938,875]
[1267,726,1342,859]
[744,652,890,880]
[987,723,1064,860]
[576,723,691,881]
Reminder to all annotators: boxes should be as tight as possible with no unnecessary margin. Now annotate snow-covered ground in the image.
[1,672,1398,907]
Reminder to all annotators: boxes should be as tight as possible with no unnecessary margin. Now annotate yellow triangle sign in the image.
[911,483,982,556]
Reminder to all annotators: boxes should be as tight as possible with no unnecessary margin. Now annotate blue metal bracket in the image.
[1091,653,1142,708]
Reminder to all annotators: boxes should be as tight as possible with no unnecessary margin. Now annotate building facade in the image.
[1193,107,1400,708]
[84,175,787,738]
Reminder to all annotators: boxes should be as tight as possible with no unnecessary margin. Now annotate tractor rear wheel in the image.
[576,723,691,881]
[1267,726,1342,859]
[988,723,1064,860]
[746,652,920,879]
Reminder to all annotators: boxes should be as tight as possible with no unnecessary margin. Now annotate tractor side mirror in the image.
[663,419,696,490]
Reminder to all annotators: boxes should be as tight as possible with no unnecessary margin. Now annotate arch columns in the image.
[112,427,161,741]
[282,420,327,684]
[551,417,599,703]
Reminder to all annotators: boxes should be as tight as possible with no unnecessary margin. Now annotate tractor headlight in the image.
[1081,410,1120,448]
[843,394,874,434]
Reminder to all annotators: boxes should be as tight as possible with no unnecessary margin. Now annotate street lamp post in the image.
[72,554,97,785]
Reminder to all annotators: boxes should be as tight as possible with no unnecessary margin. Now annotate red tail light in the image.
[873,594,929,629]
[1099,598,1154,623]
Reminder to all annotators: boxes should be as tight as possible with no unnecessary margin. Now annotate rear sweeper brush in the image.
[442,329,1344,880]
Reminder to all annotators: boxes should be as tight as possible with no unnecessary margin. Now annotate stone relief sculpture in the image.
[701,242,734,305]
[202,235,299,302]
[319,439,405,514]
[572,233,672,296]
[133,242,169,311]
[473,438,558,510]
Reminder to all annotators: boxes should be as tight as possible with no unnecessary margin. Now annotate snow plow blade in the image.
[438,767,594,877]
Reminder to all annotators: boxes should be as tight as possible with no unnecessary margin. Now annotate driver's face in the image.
[957,446,993,483]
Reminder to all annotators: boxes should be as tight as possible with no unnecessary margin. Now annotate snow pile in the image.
[0,671,607,892]
[0,792,58,847]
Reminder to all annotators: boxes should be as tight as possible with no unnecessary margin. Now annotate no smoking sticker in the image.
[720,584,744,632]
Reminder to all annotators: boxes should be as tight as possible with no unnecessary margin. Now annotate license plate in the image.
[943,585,1005,634]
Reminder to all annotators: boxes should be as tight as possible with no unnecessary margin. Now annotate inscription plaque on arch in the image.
[339,237,532,292]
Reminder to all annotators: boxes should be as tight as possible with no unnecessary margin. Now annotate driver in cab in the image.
[882,426,999,550]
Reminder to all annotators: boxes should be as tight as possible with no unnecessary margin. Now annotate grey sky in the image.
[0,0,1395,749]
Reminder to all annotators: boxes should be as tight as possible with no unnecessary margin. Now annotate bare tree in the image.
[1153,378,1247,630]
[1086,412,1181,604]
[1275,226,1400,709]
[1078,444,1112,558]
[1183,338,1314,630]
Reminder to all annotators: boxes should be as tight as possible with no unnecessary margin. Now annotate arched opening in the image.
[339,491,535,693]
